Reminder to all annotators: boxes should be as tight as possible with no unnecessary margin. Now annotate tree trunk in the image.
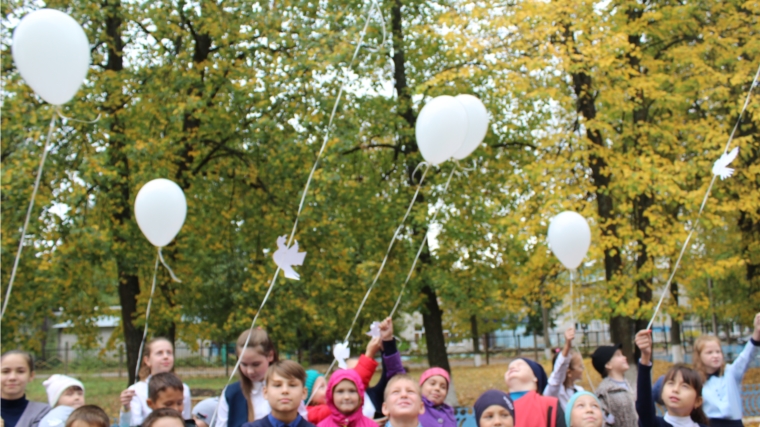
[669,282,683,363]
[541,292,552,360]
[421,284,451,372]
[707,278,719,335]
[102,0,142,386]
[471,315,480,354]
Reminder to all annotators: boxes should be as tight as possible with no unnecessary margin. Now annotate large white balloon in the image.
[547,211,591,270]
[135,179,187,248]
[415,96,468,165]
[452,94,489,160]
[12,9,90,106]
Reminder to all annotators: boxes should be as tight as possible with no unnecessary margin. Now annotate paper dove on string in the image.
[333,341,350,369]
[366,321,381,338]
[273,235,306,280]
[712,147,739,180]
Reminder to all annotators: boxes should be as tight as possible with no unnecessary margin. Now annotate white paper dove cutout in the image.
[366,321,381,338]
[273,235,307,280]
[712,147,739,180]
[334,341,350,369]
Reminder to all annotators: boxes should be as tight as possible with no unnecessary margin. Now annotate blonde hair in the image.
[138,337,174,380]
[65,405,110,427]
[236,328,278,422]
[693,335,724,379]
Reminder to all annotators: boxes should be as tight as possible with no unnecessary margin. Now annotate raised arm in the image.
[634,330,657,427]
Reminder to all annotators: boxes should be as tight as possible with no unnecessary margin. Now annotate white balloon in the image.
[12,9,90,106]
[415,96,468,165]
[547,211,591,270]
[134,179,187,247]
[452,94,489,160]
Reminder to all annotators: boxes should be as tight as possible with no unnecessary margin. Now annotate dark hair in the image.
[139,338,175,380]
[143,408,184,427]
[384,374,419,400]
[65,405,110,427]
[662,364,709,425]
[236,328,278,422]
[265,360,306,386]
[149,372,184,401]
[1,350,34,372]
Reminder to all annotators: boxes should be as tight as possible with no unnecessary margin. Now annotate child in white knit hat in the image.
[38,375,86,427]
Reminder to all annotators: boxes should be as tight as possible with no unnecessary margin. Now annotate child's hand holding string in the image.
[753,312,760,342]
[380,317,393,342]
[635,330,652,366]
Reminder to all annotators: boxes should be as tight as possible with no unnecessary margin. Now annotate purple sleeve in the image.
[382,339,405,377]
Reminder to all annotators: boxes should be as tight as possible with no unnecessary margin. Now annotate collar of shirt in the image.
[267,413,302,427]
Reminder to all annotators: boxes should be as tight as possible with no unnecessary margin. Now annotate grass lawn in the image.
[25,360,760,424]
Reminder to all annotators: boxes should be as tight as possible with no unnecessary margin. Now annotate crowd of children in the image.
[2,313,759,427]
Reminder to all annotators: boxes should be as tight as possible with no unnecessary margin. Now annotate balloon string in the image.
[157,247,182,283]
[211,4,386,422]
[1,111,57,320]
[134,253,160,383]
[389,165,458,319]
[647,62,760,331]
[567,270,595,391]
[341,162,429,342]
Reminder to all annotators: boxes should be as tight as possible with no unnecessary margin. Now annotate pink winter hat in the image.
[420,367,450,386]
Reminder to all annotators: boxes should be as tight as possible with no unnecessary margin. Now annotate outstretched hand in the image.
[562,327,575,356]
[635,330,652,365]
[380,317,394,341]
[119,389,135,411]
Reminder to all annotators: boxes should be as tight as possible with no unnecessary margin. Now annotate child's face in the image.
[504,360,536,391]
[662,371,701,418]
[567,353,585,382]
[58,386,85,408]
[333,379,361,415]
[239,349,274,383]
[421,375,448,406]
[149,388,185,413]
[1,354,33,399]
[699,341,723,373]
[604,350,629,375]
[264,372,306,414]
[146,340,175,375]
[382,379,424,419]
[311,377,326,405]
[570,395,603,427]
[478,405,513,427]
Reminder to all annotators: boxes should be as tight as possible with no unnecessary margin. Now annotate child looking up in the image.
[693,312,760,427]
[418,368,454,427]
[317,370,375,427]
[381,375,425,427]
[635,330,709,427]
[474,390,514,427]
[591,345,635,427]
[1,350,50,427]
[564,392,603,427]
[544,328,584,408]
[504,358,564,427]
[241,360,315,427]
[39,375,86,427]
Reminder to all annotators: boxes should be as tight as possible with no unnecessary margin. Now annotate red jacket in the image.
[307,355,379,424]
[514,391,564,427]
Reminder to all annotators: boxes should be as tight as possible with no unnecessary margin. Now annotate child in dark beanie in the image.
[474,390,514,427]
